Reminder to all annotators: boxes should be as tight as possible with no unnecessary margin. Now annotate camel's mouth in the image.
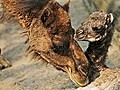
[65,66,89,87]
[75,11,114,42]
[75,32,106,42]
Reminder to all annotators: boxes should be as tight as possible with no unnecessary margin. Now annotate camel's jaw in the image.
[65,66,89,87]
[75,11,114,42]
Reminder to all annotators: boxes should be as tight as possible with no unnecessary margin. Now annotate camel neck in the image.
[85,22,115,67]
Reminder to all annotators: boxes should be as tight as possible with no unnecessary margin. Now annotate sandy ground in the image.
[0,0,120,90]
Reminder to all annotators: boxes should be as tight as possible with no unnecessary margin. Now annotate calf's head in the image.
[76,11,114,42]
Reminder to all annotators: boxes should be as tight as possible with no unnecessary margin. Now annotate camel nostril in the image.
[77,65,87,76]
[76,29,84,36]
[75,31,85,39]
[77,29,84,34]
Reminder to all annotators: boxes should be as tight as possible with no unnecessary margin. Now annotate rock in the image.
[77,69,120,90]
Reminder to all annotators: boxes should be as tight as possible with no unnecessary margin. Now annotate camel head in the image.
[39,1,89,86]
[2,0,89,86]
[75,11,114,42]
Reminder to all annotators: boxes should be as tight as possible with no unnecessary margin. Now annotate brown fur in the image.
[2,0,89,86]
[76,11,115,70]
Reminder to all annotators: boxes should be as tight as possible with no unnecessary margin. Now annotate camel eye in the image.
[92,27,101,33]
[41,9,50,22]
[52,29,58,35]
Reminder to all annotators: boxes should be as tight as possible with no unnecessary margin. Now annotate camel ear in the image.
[109,13,114,23]
[62,0,70,12]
